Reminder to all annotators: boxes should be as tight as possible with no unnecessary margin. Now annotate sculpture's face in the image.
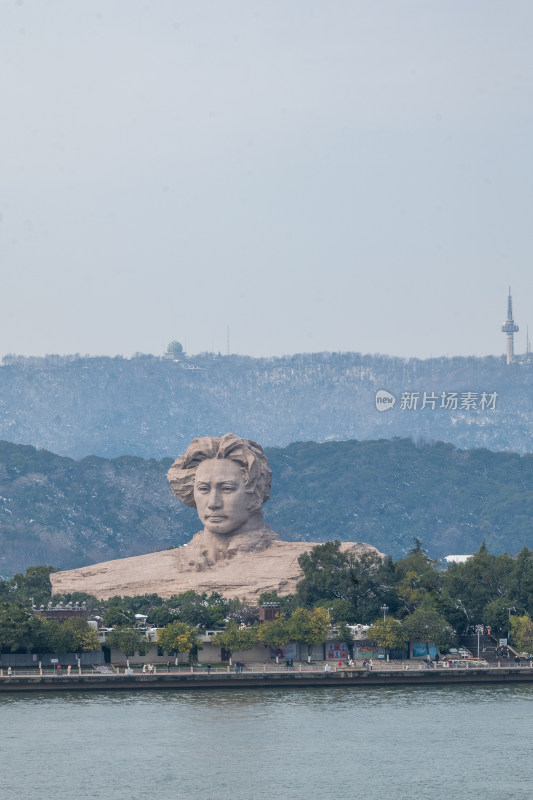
[193,458,253,535]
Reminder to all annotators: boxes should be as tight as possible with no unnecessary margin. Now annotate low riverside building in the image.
[97,627,395,666]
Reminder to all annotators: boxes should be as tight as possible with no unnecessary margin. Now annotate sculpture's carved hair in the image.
[167,433,272,512]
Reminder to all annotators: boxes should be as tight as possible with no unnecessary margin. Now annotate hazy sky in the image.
[1,1,532,360]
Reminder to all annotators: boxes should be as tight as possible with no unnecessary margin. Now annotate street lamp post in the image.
[381,605,389,621]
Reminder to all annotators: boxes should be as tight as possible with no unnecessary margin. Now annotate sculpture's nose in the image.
[208,489,222,509]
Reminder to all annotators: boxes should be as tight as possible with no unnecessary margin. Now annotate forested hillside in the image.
[1,351,532,459]
[1,437,532,575]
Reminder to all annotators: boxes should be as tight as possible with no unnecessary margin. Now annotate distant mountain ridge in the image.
[1,437,533,575]
[1,351,532,459]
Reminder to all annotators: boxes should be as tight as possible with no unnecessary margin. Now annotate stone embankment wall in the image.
[1,667,533,693]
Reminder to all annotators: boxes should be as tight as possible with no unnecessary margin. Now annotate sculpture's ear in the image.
[245,490,264,515]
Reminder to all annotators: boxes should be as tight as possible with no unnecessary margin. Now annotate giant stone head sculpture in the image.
[167,433,272,536]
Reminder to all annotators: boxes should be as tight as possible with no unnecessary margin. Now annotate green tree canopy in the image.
[256,614,290,651]
[402,602,454,655]
[103,606,136,627]
[510,613,533,653]
[166,591,231,629]
[32,617,99,654]
[394,539,442,615]
[211,621,258,660]
[106,627,150,657]
[57,617,99,653]
[296,542,397,623]
[157,621,201,659]
[0,566,58,606]
[0,602,45,653]
[366,617,407,651]
[315,598,357,624]
[483,597,514,634]
[147,606,179,628]
[286,607,330,658]
[297,542,353,606]
[440,543,514,626]
[508,547,533,612]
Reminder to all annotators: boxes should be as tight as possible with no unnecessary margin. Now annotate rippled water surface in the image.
[1,685,532,799]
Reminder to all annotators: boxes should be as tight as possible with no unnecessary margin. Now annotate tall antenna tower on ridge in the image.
[501,287,519,364]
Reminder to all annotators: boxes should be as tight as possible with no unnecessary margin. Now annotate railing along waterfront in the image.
[1,660,533,679]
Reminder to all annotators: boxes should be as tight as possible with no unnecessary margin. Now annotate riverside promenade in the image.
[2,663,533,692]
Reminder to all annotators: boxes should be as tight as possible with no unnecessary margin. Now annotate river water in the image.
[1,685,532,799]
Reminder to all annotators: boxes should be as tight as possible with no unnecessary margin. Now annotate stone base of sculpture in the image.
[50,527,381,601]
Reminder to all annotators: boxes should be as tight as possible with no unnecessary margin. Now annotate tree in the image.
[0,566,58,606]
[211,621,258,664]
[103,606,136,627]
[166,591,230,629]
[316,598,356,624]
[227,606,261,626]
[508,547,533,613]
[296,542,398,623]
[286,607,330,661]
[440,543,513,625]
[366,617,407,653]
[11,566,58,606]
[157,621,201,663]
[147,606,179,628]
[402,604,454,656]
[296,542,353,606]
[0,602,45,653]
[510,614,533,653]
[256,614,290,657]
[105,593,166,615]
[394,539,441,615]
[483,597,513,634]
[57,617,99,653]
[106,627,150,659]
[34,617,99,654]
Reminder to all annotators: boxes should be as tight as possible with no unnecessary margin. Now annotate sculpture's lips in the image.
[206,515,226,522]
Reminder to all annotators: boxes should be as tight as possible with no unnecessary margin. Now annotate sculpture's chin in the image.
[204,524,236,536]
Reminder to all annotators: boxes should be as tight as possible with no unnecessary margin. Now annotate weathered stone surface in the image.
[50,526,381,600]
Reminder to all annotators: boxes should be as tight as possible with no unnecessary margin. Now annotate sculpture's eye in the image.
[196,484,210,493]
